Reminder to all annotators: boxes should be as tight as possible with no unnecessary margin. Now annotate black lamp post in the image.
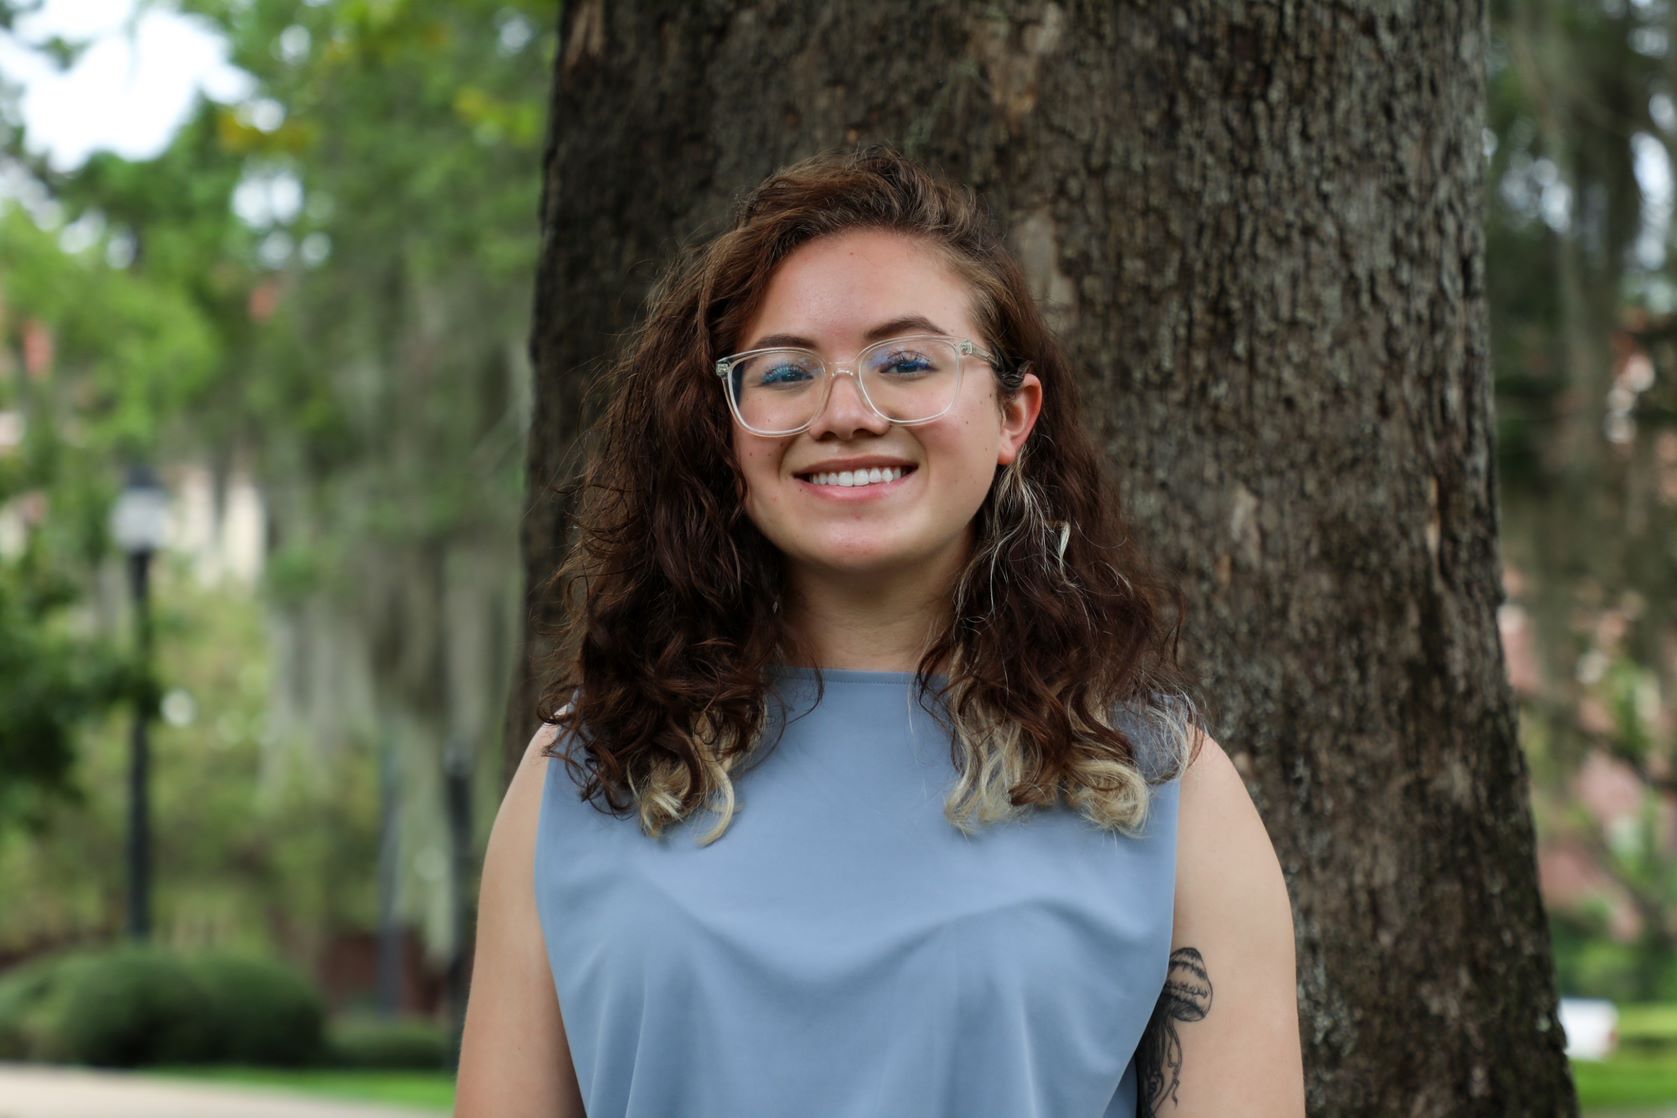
[109,464,168,943]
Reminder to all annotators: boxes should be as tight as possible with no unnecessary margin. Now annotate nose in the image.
[805,366,890,440]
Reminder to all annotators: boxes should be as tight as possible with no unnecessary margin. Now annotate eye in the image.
[871,347,941,378]
[757,362,815,387]
[740,351,819,389]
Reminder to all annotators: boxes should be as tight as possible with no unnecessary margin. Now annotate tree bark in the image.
[515,1,1575,1111]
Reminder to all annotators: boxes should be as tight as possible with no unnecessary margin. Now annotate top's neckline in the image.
[771,664,946,686]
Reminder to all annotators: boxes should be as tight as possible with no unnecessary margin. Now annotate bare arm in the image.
[455,724,587,1118]
[1137,733,1305,1116]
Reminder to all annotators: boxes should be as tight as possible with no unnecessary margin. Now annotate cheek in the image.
[938,410,1003,477]
[944,415,1006,509]
[731,439,778,520]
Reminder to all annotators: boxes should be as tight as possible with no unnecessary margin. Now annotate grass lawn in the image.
[1575,1053,1677,1111]
[135,1052,1673,1115]
[142,1066,455,1110]
[1621,1004,1677,1047]
[1569,1001,1677,1113]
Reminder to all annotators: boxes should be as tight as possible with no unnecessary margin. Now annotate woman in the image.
[456,147,1304,1117]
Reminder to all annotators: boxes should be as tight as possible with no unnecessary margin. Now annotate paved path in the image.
[0,1063,447,1118]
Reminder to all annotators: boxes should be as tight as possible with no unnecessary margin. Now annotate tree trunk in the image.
[515,2,1575,1111]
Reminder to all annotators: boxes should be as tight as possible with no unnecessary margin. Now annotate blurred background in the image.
[0,0,544,1110]
[0,0,1673,1114]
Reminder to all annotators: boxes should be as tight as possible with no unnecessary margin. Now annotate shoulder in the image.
[455,720,585,1116]
[1145,731,1304,1114]
[481,720,568,899]
[489,721,564,882]
[525,717,566,770]
[1176,729,1247,818]
[1171,732,1297,1010]
[507,720,563,810]
[1174,731,1289,928]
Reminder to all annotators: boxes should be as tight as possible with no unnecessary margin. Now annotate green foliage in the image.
[326,1012,449,1070]
[193,953,329,1066]
[1551,906,1677,1003]
[0,946,325,1067]
[0,0,547,969]
[37,949,222,1066]
[1495,1,1677,1001]
[0,313,145,835]
[0,120,234,835]
[0,574,380,958]
[0,540,138,832]
[0,950,61,1058]
[0,193,230,456]
[0,947,217,1066]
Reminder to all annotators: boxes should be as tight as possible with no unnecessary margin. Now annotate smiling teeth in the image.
[806,466,908,487]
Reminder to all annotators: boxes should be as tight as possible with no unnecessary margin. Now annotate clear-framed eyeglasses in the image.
[714,334,1000,437]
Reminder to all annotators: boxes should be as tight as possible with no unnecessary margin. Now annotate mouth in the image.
[793,464,918,490]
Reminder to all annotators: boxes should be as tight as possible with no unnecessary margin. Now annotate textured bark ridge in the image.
[518,2,1575,1111]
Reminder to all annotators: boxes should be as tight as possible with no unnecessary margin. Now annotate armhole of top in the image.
[530,710,571,895]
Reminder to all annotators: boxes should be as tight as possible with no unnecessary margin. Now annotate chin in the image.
[796,544,913,576]
[810,553,903,575]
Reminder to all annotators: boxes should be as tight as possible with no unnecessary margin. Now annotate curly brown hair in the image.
[534,145,1203,845]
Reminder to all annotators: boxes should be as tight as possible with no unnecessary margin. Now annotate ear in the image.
[996,370,1043,466]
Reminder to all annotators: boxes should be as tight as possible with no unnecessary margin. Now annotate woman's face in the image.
[729,229,1042,591]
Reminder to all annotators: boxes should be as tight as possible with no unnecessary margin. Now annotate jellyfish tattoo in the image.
[1136,947,1213,1115]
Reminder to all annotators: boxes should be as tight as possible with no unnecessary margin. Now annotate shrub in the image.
[191,952,326,1066]
[0,953,70,1059]
[0,945,324,1067]
[34,947,219,1066]
[327,1013,450,1070]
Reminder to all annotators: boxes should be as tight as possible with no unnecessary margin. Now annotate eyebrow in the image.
[745,314,951,352]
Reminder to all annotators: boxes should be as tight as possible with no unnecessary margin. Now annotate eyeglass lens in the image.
[727,336,961,434]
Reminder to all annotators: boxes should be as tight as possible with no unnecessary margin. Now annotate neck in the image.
[780,564,958,673]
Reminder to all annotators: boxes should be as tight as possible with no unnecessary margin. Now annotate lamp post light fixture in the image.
[109,464,169,943]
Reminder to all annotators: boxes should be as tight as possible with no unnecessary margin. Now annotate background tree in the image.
[1486,0,1677,1002]
[1,0,555,1055]
[0,115,222,836]
[516,1,1574,1111]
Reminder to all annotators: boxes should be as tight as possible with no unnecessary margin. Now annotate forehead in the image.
[738,229,977,350]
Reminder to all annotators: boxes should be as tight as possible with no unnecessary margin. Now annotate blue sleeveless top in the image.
[534,667,1181,1118]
